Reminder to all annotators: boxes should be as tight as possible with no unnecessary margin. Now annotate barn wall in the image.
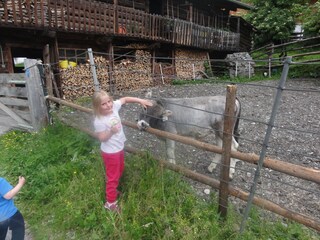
[0,44,11,73]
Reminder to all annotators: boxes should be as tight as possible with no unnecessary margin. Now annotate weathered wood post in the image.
[44,44,53,96]
[88,48,100,92]
[24,59,49,131]
[218,84,237,219]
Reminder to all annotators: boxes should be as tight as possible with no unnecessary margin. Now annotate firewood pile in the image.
[60,51,153,100]
[175,49,207,80]
[60,56,109,100]
[113,50,153,92]
[153,62,175,85]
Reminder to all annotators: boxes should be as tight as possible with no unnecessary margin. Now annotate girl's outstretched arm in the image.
[120,97,153,108]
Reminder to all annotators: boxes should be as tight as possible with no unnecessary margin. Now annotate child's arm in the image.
[3,176,25,200]
[119,97,153,108]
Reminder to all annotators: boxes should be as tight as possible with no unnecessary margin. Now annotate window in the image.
[58,48,88,64]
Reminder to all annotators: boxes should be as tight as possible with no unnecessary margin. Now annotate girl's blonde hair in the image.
[92,90,113,117]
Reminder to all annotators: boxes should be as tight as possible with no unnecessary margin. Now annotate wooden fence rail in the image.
[251,36,320,74]
[45,95,320,184]
[46,95,320,232]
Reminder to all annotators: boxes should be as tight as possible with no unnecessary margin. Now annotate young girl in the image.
[92,90,152,212]
[0,176,26,240]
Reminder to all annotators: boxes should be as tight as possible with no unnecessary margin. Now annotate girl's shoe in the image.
[104,201,120,213]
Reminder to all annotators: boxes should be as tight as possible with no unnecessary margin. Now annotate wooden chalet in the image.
[0,0,254,96]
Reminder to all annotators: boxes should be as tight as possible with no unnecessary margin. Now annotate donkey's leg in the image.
[229,137,239,179]
[166,139,176,164]
[208,137,222,172]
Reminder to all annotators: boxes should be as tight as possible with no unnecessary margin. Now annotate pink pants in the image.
[101,150,125,203]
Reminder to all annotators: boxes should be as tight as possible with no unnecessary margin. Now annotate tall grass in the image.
[0,121,318,239]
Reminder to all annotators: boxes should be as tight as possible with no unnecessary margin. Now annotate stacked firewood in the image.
[153,62,175,85]
[175,49,207,80]
[60,51,153,100]
[60,56,110,100]
[113,50,153,92]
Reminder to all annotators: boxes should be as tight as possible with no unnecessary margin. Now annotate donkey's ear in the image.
[145,89,152,98]
[162,110,172,121]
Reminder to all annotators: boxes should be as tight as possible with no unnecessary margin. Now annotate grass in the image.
[251,40,320,79]
[172,72,282,86]
[0,121,319,239]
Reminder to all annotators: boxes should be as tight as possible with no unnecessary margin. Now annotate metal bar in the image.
[87,48,100,91]
[240,56,292,233]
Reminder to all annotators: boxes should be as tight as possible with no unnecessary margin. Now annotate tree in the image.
[244,1,298,47]
[293,2,320,37]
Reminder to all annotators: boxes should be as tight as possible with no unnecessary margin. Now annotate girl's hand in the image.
[140,99,153,108]
[110,125,120,134]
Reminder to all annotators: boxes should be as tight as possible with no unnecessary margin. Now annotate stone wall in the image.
[225,52,254,78]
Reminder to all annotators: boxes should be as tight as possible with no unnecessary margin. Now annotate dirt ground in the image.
[60,78,320,232]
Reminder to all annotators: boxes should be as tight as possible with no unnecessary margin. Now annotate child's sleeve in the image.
[0,178,13,197]
[113,100,122,111]
[93,118,107,133]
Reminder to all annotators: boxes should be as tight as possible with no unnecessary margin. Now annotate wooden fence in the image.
[0,73,32,130]
[45,94,320,232]
[0,59,48,132]
[251,36,320,75]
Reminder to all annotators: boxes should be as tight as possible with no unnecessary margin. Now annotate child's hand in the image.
[18,176,26,186]
[110,125,120,134]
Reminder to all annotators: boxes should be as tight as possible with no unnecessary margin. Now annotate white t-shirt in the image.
[93,100,126,153]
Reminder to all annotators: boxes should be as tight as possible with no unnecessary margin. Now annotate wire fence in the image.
[38,50,320,233]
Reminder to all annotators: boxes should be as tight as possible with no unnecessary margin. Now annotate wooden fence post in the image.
[43,44,53,96]
[24,59,49,131]
[218,84,237,219]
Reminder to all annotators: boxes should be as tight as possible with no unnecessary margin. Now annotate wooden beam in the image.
[24,59,49,131]
[0,101,30,127]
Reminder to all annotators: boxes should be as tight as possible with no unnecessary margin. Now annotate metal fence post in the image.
[88,48,100,91]
[240,56,292,233]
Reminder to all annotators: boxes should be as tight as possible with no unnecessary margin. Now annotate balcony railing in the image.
[0,0,240,51]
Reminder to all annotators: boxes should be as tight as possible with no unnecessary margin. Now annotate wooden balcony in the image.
[0,0,240,51]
